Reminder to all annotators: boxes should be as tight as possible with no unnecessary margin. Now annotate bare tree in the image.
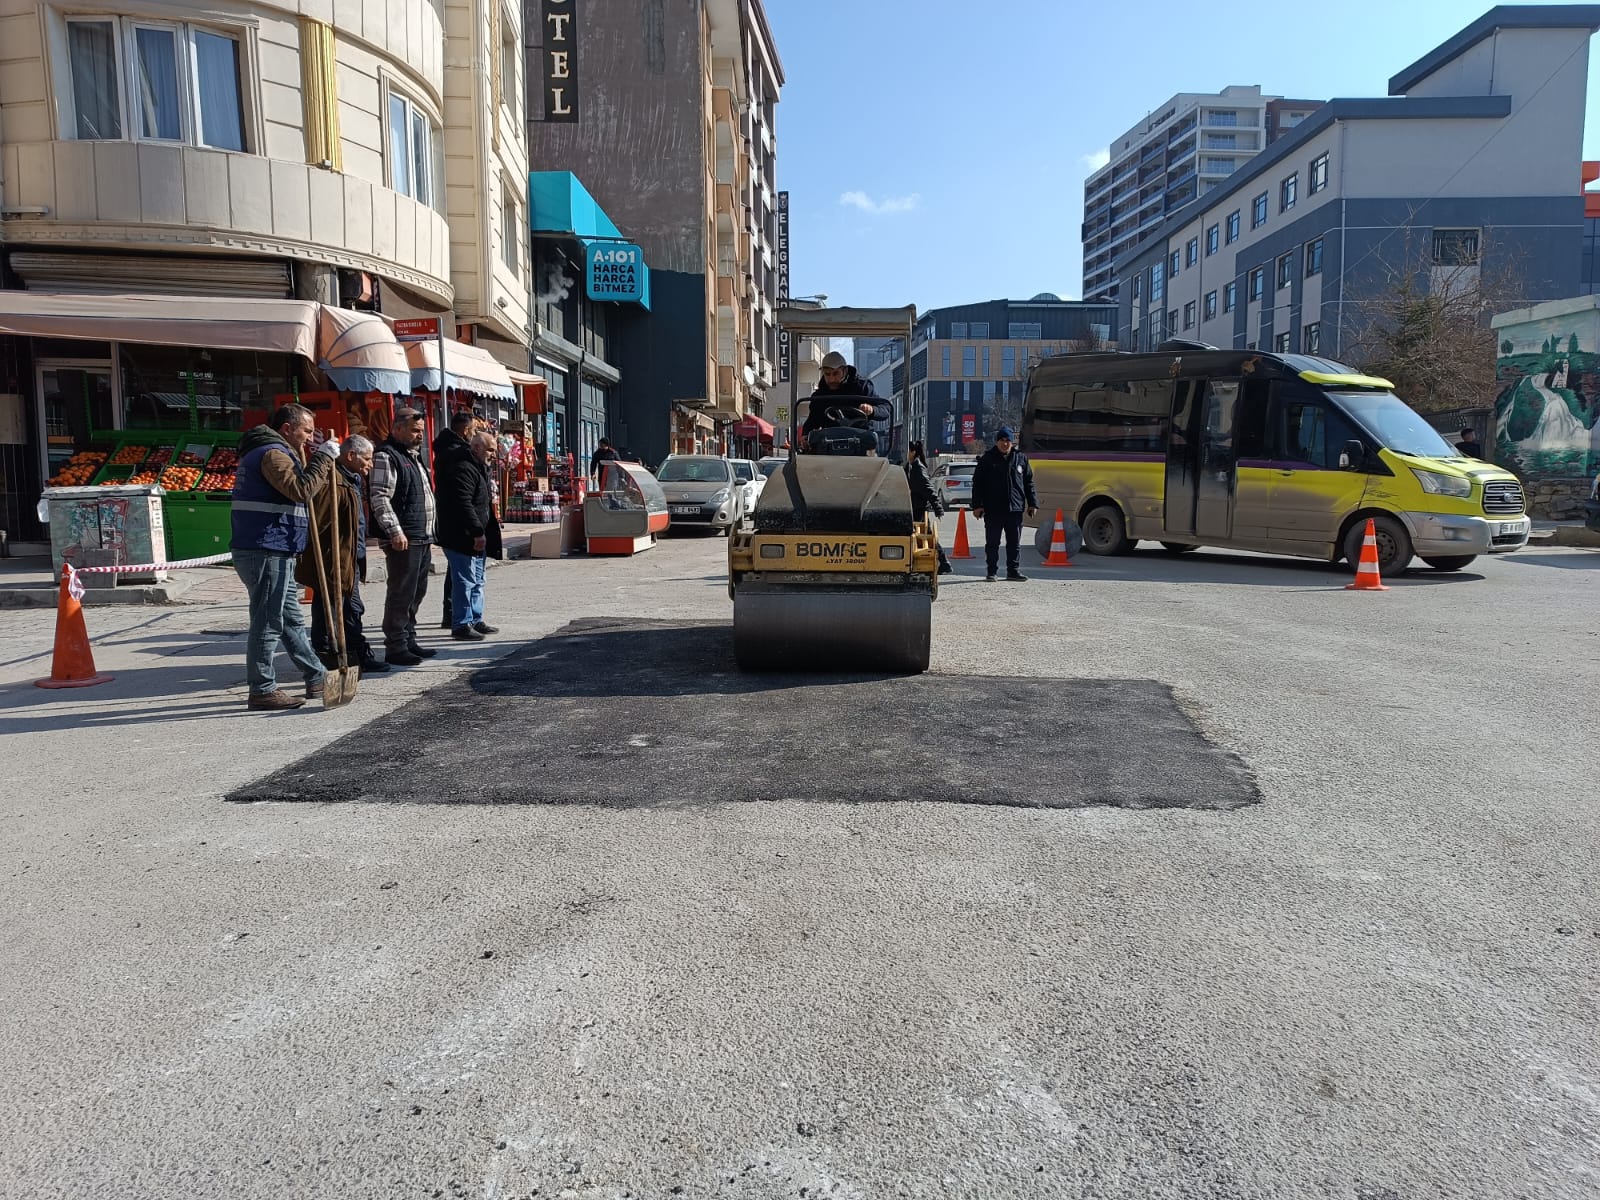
[1340,225,1528,415]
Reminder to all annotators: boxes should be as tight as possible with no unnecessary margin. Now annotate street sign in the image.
[776,407,788,423]
[393,317,442,341]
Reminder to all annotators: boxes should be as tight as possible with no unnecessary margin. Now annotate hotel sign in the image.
[776,189,790,383]
[541,0,577,122]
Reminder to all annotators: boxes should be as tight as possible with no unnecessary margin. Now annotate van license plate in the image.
[1498,521,1523,536]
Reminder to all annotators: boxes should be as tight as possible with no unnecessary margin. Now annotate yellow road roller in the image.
[727,305,938,674]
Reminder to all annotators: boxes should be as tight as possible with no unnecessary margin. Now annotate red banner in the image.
[960,414,977,444]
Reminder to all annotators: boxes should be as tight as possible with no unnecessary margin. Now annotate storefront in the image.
[0,292,408,550]
[671,404,719,457]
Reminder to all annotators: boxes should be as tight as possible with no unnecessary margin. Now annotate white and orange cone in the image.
[1345,518,1388,591]
[1041,509,1073,567]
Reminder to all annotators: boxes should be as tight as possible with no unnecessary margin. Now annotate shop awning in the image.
[403,338,516,402]
[318,307,411,394]
[0,292,414,395]
[734,414,775,440]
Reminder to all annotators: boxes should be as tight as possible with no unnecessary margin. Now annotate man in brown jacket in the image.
[296,434,387,675]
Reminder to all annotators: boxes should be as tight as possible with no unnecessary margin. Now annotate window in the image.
[1303,322,1321,354]
[1204,134,1238,149]
[1432,228,1481,266]
[970,322,989,338]
[1186,238,1199,267]
[1203,158,1237,176]
[1226,211,1240,243]
[962,346,976,377]
[1249,267,1264,301]
[389,90,440,206]
[1223,281,1237,312]
[1309,153,1330,194]
[1025,378,1172,453]
[1272,390,1358,469]
[1306,237,1324,277]
[1167,310,1178,336]
[1129,276,1141,304]
[1150,261,1165,302]
[1251,193,1268,228]
[1183,301,1196,330]
[1206,225,1219,256]
[981,346,990,376]
[1277,251,1295,288]
[1203,291,1217,320]
[1169,250,1181,277]
[1002,346,1016,378]
[1210,110,1238,127]
[1274,332,1291,352]
[66,16,246,150]
[500,181,520,276]
[1008,322,1042,339]
[941,346,951,378]
[499,5,519,114]
[1280,173,1298,212]
[950,322,968,337]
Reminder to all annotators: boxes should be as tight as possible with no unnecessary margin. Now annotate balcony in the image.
[712,87,736,129]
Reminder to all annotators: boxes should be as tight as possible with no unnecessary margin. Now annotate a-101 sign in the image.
[586,242,644,302]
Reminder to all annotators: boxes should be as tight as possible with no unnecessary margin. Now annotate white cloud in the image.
[1081,149,1111,173]
[838,190,921,216]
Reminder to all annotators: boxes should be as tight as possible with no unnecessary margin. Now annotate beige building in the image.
[0,0,528,537]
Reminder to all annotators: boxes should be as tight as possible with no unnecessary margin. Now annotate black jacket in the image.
[904,458,943,521]
[971,446,1037,515]
[802,370,890,434]
[435,435,503,558]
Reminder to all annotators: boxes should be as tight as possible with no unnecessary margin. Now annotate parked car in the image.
[756,456,789,479]
[728,458,763,523]
[656,455,744,534]
[931,459,976,508]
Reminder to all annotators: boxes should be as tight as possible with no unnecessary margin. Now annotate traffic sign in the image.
[393,317,442,340]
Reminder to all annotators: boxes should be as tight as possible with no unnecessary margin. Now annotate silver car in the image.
[931,460,976,508]
[657,455,744,534]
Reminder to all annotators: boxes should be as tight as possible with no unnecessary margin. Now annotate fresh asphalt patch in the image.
[227,618,1260,811]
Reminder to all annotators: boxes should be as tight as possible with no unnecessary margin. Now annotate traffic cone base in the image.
[1345,517,1388,591]
[35,566,114,689]
[951,507,974,559]
[1042,508,1073,567]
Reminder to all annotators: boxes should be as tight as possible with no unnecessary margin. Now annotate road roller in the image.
[728,412,940,673]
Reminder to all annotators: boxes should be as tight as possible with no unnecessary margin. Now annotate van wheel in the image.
[1159,542,1199,554]
[1421,555,1476,571]
[1081,503,1133,555]
[1343,515,1413,575]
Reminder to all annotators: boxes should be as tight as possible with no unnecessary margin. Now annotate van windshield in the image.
[1330,392,1458,458]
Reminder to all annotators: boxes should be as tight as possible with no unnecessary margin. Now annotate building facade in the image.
[524,0,781,470]
[1117,6,1600,371]
[1082,86,1308,304]
[0,0,528,539]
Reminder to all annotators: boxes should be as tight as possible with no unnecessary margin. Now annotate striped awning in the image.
[403,338,516,402]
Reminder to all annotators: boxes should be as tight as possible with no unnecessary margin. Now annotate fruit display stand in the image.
[160,436,241,561]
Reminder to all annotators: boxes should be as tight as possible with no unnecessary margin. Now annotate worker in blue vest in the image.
[230,402,340,711]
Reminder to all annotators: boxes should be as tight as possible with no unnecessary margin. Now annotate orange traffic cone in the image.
[1041,509,1074,567]
[951,508,974,559]
[35,565,114,689]
[1345,518,1388,591]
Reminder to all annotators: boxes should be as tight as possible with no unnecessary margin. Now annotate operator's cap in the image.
[995,426,1015,441]
[394,406,425,422]
[821,351,849,370]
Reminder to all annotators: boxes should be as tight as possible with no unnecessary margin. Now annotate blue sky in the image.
[764,0,1600,314]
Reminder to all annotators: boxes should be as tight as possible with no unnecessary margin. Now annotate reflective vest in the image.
[230,444,309,554]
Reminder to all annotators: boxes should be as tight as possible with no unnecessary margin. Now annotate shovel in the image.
[304,482,353,708]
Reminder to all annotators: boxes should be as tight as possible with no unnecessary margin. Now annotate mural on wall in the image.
[1492,303,1599,479]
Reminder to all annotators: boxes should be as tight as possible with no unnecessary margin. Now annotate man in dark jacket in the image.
[368,406,438,666]
[970,426,1038,582]
[297,435,387,676]
[589,436,619,484]
[801,350,891,437]
[1455,425,1485,458]
[904,439,953,574]
[230,403,338,710]
[436,428,503,641]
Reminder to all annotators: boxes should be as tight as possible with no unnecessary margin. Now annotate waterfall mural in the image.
[1491,296,1600,479]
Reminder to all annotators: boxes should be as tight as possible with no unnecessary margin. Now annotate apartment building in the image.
[1119,5,1600,368]
[1082,85,1304,304]
[0,0,528,538]
[524,0,782,469]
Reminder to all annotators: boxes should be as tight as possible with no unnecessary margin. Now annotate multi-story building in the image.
[0,0,528,540]
[1118,6,1600,366]
[524,0,782,469]
[1082,85,1301,304]
[872,296,1118,455]
[1582,161,1600,295]
[1266,99,1324,145]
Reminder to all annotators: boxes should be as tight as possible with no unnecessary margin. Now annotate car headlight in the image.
[711,488,730,503]
[1411,468,1472,498]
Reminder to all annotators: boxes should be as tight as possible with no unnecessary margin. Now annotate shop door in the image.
[37,361,116,481]
[1194,379,1239,541]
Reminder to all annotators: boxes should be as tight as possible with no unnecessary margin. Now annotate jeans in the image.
[443,548,486,630]
[984,512,1025,575]
[233,549,325,696]
[309,570,370,663]
[381,543,432,654]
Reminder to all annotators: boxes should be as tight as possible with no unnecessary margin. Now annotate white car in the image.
[728,459,763,526]
[930,459,976,508]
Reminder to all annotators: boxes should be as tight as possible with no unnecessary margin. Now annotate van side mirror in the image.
[1339,440,1366,471]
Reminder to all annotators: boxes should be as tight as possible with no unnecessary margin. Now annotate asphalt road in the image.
[1,526,1596,1200]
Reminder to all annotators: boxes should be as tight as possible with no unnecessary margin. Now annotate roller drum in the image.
[733,583,931,674]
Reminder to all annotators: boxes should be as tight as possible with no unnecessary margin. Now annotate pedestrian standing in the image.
[970,426,1037,582]
[1455,425,1485,458]
[904,440,953,575]
[589,436,619,485]
[368,407,438,667]
[437,429,503,641]
[297,435,388,676]
[229,404,339,710]
[434,411,477,630]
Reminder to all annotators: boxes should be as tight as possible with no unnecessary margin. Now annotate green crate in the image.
[164,493,233,561]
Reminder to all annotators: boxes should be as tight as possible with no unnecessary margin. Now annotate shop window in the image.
[65,15,247,150]
[388,88,441,208]
[116,345,292,433]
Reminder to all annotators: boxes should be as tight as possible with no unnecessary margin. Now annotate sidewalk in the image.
[1528,519,1600,548]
